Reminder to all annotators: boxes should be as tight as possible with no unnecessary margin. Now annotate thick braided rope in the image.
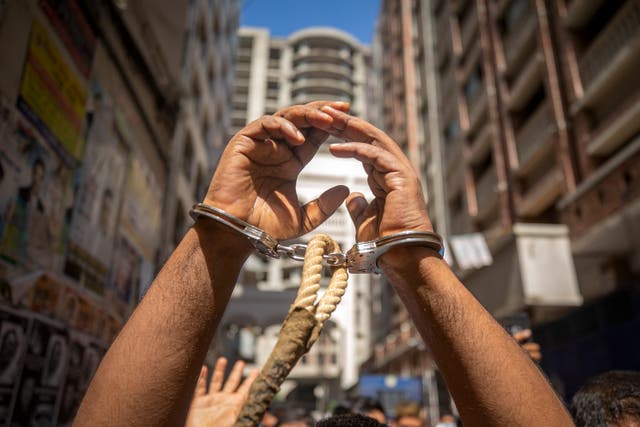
[291,234,348,327]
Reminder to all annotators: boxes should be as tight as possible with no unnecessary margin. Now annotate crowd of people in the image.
[69,101,638,426]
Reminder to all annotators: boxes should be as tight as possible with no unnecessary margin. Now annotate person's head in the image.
[261,410,278,427]
[572,371,640,427]
[435,414,457,427]
[317,413,386,427]
[275,409,314,427]
[393,401,423,427]
[353,397,387,424]
[31,158,45,189]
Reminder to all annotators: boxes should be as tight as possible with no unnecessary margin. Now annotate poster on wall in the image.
[9,316,67,426]
[0,309,29,425]
[67,81,128,279]
[55,331,105,427]
[40,0,97,78]
[16,19,87,167]
[109,234,142,312]
[119,156,162,262]
[0,115,72,272]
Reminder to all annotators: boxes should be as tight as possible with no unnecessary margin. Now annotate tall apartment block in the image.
[370,0,640,418]
[219,26,373,410]
[162,0,240,259]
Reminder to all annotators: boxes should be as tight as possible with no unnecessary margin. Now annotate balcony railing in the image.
[468,88,488,132]
[445,133,464,170]
[579,0,640,90]
[237,48,252,59]
[293,62,353,78]
[516,102,555,172]
[517,166,564,218]
[460,3,478,54]
[503,12,537,73]
[294,47,351,62]
[476,167,498,217]
[291,78,353,94]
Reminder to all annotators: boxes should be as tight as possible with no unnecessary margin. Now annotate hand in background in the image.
[513,329,542,362]
[204,102,350,241]
[185,358,260,427]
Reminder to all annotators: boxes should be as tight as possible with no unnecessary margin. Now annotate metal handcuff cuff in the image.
[190,203,444,274]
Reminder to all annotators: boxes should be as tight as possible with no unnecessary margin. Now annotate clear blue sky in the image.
[240,0,382,44]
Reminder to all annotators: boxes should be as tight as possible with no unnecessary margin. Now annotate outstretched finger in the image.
[237,368,260,397]
[300,185,350,235]
[512,329,532,344]
[222,360,246,393]
[522,342,542,362]
[329,142,399,174]
[193,365,208,398]
[240,115,305,147]
[209,357,227,393]
[320,106,409,164]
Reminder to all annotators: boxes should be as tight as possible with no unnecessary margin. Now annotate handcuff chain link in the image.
[190,203,443,273]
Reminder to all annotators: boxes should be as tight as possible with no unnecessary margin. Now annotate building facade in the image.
[220,26,373,410]
[0,1,238,424]
[161,0,240,260]
[370,0,640,421]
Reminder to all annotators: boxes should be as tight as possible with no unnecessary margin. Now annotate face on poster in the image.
[0,114,71,271]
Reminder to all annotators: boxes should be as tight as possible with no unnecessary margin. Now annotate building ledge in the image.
[587,92,640,157]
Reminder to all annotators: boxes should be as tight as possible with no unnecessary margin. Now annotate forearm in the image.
[75,220,251,427]
[382,248,572,426]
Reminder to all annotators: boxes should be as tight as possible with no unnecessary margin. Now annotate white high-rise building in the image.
[221,26,373,407]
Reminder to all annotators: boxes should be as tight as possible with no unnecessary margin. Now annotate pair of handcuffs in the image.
[190,203,444,274]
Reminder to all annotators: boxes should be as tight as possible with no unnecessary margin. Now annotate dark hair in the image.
[318,413,386,427]
[353,397,386,417]
[275,408,314,427]
[33,157,45,171]
[571,370,640,427]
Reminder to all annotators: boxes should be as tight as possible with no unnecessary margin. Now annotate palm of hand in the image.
[186,390,247,427]
[209,135,307,240]
[185,359,259,427]
[205,108,349,241]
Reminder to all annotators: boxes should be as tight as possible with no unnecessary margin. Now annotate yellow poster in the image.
[18,20,87,166]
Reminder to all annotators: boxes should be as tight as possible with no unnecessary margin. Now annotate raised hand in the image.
[320,106,433,244]
[204,102,350,241]
[513,329,542,362]
[185,358,260,427]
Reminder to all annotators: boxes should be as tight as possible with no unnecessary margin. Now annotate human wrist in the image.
[191,216,253,261]
[379,245,445,285]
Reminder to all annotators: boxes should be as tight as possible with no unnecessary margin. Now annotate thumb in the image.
[300,185,349,234]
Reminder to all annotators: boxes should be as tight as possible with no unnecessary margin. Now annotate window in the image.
[464,67,483,103]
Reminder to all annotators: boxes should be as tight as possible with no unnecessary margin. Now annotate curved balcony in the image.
[293,47,352,63]
[291,77,353,94]
[292,62,353,79]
